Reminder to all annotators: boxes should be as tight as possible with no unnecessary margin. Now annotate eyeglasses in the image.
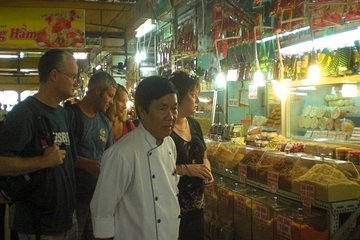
[55,69,78,82]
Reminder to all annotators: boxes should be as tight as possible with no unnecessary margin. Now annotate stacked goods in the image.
[213,143,238,170]
[266,105,281,128]
[270,155,301,191]
[256,152,286,185]
[292,163,360,202]
[206,141,221,166]
[240,150,266,180]
[350,127,360,142]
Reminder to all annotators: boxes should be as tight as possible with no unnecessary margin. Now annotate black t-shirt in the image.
[170,116,207,212]
[0,96,76,234]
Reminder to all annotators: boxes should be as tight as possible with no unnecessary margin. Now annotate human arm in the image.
[0,145,66,176]
[90,146,132,239]
[75,156,100,177]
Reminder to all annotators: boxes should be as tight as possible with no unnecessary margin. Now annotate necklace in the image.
[174,119,188,132]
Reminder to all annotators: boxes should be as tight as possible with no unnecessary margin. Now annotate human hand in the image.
[41,145,66,168]
[81,159,101,177]
[185,164,212,181]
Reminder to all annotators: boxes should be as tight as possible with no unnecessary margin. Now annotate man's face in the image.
[54,55,78,100]
[139,93,178,144]
[98,85,116,112]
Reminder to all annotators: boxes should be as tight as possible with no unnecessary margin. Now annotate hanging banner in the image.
[0,7,85,48]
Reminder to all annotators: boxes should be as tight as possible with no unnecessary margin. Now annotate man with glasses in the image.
[0,49,79,240]
[66,71,116,240]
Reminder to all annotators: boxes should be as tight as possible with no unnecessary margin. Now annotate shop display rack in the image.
[212,167,360,237]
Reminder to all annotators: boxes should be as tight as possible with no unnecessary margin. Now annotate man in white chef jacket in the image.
[90,76,180,240]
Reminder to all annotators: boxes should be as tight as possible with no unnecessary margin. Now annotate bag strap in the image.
[24,97,54,147]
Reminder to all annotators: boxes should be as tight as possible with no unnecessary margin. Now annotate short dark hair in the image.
[135,76,177,117]
[169,71,200,103]
[38,49,74,83]
[87,71,117,92]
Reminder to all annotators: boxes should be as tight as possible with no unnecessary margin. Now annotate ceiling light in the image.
[0,54,18,59]
[73,52,88,60]
[135,19,156,38]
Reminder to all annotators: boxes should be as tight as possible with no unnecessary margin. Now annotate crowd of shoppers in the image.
[0,49,213,240]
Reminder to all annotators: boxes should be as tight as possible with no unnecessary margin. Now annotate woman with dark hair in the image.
[106,84,136,141]
[169,71,214,240]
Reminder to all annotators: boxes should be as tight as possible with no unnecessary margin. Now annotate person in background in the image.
[0,103,6,128]
[91,76,180,240]
[106,84,136,142]
[169,71,214,240]
[0,49,79,240]
[66,71,116,240]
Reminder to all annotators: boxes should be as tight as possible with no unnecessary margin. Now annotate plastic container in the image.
[275,207,329,240]
[252,195,292,240]
[233,188,266,240]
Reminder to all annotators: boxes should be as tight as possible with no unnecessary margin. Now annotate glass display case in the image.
[288,76,360,144]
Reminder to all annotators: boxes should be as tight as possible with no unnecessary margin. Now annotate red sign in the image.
[254,204,269,230]
[234,195,247,216]
[267,171,279,193]
[276,215,292,240]
[300,182,316,208]
[238,164,247,183]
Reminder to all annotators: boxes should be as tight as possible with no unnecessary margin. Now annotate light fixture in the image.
[253,70,265,87]
[227,69,238,81]
[135,19,156,38]
[0,54,18,59]
[341,84,358,97]
[272,80,287,100]
[282,26,360,55]
[308,64,320,82]
[95,65,102,70]
[215,72,226,89]
[73,52,88,60]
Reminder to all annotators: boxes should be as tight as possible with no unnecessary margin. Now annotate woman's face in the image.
[179,86,199,117]
[115,89,129,121]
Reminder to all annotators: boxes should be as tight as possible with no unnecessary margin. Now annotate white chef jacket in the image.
[90,123,180,240]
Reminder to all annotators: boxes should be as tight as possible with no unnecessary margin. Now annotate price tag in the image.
[217,158,225,170]
[238,164,247,183]
[276,215,292,240]
[327,131,336,140]
[267,171,279,193]
[234,195,247,216]
[319,131,328,138]
[254,204,268,230]
[300,182,316,208]
[336,132,347,141]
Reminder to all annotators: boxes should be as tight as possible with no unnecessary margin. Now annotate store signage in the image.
[304,130,313,138]
[276,215,292,240]
[336,132,347,141]
[234,195,247,216]
[300,182,315,208]
[248,84,258,99]
[238,164,247,183]
[267,171,279,193]
[254,204,269,230]
[0,7,85,48]
[228,98,239,107]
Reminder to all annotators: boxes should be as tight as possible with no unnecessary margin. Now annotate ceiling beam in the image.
[0,1,133,11]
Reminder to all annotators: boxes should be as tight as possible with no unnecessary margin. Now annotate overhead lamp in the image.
[135,19,156,38]
[341,84,358,97]
[227,69,238,81]
[282,26,360,55]
[253,70,265,87]
[0,54,18,59]
[73,52,88,60]
[215,72,226,89]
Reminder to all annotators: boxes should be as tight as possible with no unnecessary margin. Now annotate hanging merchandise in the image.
[176,20,197,53]
[309,1,346,30]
